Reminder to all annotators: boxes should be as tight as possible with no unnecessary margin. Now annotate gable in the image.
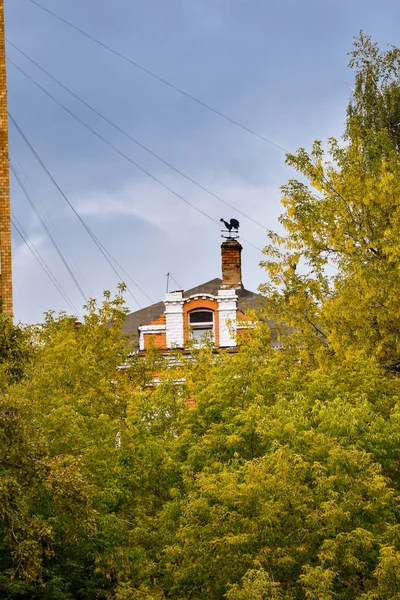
[122,279,263,350]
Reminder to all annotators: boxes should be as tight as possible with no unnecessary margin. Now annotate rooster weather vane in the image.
[220,217,240,239]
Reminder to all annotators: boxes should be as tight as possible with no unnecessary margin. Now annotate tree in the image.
[261,33,400,372]
[0,313,32,385]
[0,290,139,598]
[347,31,400,151]
[2,296,400,599]
[261,125,400,371]
[3,34,400,600]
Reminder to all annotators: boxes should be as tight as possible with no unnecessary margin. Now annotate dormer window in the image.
[189,310,214,344]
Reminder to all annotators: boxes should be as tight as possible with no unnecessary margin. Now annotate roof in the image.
[121,278,263,347]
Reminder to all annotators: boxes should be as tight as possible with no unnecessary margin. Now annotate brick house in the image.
[122,237,263,352]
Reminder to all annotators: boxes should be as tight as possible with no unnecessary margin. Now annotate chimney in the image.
[221,238,242,289]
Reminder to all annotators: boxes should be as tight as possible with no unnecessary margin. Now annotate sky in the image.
[5,0,400,323]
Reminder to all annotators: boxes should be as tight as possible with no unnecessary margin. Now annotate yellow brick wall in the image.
[0,0,12,314]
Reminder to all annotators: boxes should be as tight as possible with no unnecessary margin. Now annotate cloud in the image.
[75,170,283,235]
[11,168,281,323]
[9,0,396,323]
[13,231,47,272]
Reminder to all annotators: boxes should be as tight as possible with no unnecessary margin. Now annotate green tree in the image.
[347,31,400,151]
[3,34,400,600]
[261,34,400,372]
[0,313,32,384]
[0,291,139,598]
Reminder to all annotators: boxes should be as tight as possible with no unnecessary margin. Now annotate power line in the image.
[11,213,80,314]
[166,272,183,293]
[9,112,148,309]
[7,38,268,232]
[8,58,216,224]
[169,273,183,290]
[11,214,78,314]
[10,158,88,303]
[24,0,353,240]
[10,146,91,297]
[95,243,154,304]
[8,57,264,253]
[26,0,288,153]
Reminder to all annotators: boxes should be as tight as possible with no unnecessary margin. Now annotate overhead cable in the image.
[94,242,155,304]
[26,0,287,153]
[169,273,183,290]
[11,213,80,314]
[10,147,90,296]
[9,112,149,308]
[7,38,268,231]
[8,58,263,253]
[24,0,350,238]
[10,158,88,303]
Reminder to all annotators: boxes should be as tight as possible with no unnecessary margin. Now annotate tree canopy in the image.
[2,33,400,599]
[262,32,400,372]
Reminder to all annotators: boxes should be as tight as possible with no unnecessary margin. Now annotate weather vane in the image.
[220,217,240,239]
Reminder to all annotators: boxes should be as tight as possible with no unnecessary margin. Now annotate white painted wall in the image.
[217,289,238,347]
[164,291,185,348]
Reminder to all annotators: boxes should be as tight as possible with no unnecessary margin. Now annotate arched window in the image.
[189,309,214,344]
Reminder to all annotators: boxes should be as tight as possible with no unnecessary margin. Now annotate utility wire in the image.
[7,38,268,231]
[95,244,154,304]
[26,0,287,153]
[8,58,216,224]
[10,146,90,297]
[11,213,79,314]
[22,0,346,264]
[24,0,349,238]
[166,272,183,293]
[9,112,150,308]
[8,58,263,253]
[11,214,77,313]
[10,159,88,303]
[169,273,183,290]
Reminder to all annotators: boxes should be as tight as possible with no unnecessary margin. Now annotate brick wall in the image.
[143,332,167,349]
[0,0,12,314]
[221,238,242,289]
[143,314,167,348]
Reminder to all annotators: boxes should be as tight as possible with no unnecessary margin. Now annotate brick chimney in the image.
[221,238,242,289]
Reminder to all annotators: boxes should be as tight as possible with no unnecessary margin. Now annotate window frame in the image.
[188,309,214,344]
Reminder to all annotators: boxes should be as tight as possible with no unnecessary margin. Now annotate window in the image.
[189,310,214,344]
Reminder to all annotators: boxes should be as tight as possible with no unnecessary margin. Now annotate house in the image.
[121,235,264,353]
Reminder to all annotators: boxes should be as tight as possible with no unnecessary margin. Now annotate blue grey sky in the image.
[5,0,400,322]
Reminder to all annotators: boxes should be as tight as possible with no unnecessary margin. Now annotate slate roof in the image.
[121,278,264,349]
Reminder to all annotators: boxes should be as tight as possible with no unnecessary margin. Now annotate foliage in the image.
[347,31,400,151]
[261,33,400,372]
[2,303,400,598]
[1,34,400,600]
[0,314,32,384]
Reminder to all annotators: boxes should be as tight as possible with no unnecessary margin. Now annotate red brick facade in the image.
[143,314,167,349]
